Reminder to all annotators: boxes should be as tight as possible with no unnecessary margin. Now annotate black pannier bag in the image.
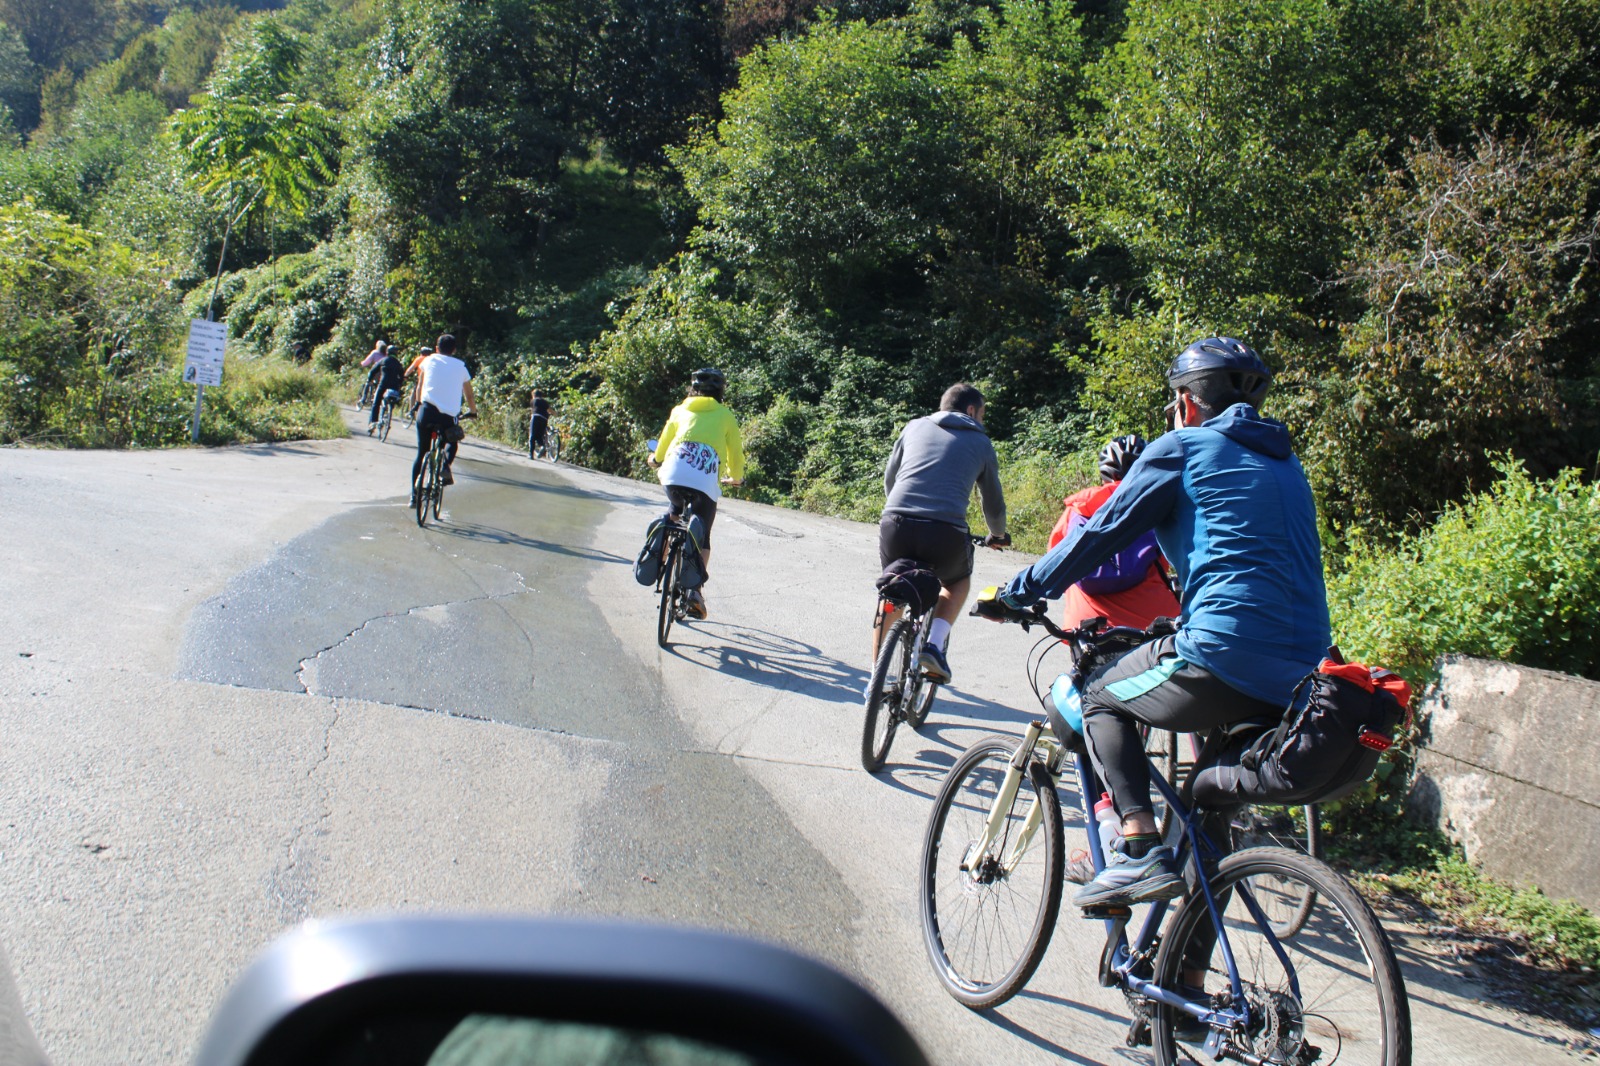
[1192,653,1412,807]
[875,559,942,616]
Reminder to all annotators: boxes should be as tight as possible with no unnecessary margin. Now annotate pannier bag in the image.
[875,559,942,616]
[1193,652,1413,807]
[633,517,668,586]
[678,514,709,590]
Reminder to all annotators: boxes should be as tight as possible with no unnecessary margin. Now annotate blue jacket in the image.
[1002,405,1330,706]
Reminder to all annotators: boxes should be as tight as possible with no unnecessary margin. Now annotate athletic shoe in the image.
[441,467,454,486]
[919,643,952,684]
[1073,840,1183,908]
[366,423,375,435]
[685,588,707,620]
[408,493,417,508]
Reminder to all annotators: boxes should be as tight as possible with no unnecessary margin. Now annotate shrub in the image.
[1327,458,1600,690]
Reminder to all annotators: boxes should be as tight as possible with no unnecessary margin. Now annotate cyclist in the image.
[528,388,552,459]
[879,382,1009,686]
[404,346,433,420]
[358,339,389,403]
[410,334,477,506]
[1048,435,1179,632]
[366,344,406,434]
[646,368,744,620]
[998,337,1330,911]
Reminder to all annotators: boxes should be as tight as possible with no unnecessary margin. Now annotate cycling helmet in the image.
[1097,434,1146,483]
[690,367,726,399]
[1167,336,1272,410]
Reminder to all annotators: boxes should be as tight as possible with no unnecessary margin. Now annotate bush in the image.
[1327,458,1600,690]
[195,356,345,444]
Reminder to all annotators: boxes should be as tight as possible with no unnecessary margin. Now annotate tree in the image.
[170,17,339,314]
[0,0,112,72]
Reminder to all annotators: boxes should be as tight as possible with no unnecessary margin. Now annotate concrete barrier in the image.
[1408,654,1600,911]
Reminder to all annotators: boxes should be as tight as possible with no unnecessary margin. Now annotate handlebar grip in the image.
[970,586,1010,621]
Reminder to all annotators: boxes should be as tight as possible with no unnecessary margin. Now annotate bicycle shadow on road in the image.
[974,1003,1121,1065]
[438,521,632,565]
[664,622,869,705]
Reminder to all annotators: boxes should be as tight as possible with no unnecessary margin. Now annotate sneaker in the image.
[1064,849,1096,885]
[441,466,455,486]
[1073,840,1184,908]
[408,493,418,508]
[919,643,952,684]
[366,423,376,435]
[684,588,707,620]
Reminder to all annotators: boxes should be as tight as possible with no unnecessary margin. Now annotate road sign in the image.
[184,319,227,387]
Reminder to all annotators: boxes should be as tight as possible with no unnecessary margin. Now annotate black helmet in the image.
[1097,434,1146,483]
[1167,337,1271,410]
[690,367,725,398]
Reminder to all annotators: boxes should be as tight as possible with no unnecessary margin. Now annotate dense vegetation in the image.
[2,0,1598,673]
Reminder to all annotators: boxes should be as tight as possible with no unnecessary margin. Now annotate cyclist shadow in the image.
[666,622,868,705]
[439,521,632,565]
[976,999,1126,1065]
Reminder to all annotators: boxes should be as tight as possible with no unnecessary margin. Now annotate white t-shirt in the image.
[417,354,471,417]
[657,440,721,500]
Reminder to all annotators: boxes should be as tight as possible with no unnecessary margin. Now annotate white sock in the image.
[928,618,952,651]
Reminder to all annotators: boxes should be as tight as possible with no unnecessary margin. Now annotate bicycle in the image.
[1145,728,1323,938]
[652,512,699,648]
[861,534,1002,773]
[356,370,380,411]
[374,388,399,443]
[919,596,1411,1065]
[529,417,561,462]
[414,411,473,529]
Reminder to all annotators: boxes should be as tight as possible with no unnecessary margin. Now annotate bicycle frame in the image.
[962,720,1299,1049]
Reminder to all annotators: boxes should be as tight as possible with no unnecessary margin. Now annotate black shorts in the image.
[878,513,973,584]
[666,485,718,547]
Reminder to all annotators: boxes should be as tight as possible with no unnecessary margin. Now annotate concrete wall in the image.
[1409,655,1600,911]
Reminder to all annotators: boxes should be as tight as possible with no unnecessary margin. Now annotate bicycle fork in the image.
[961,722,1051,879]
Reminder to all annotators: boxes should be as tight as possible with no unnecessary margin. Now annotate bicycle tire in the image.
[548,430,561,463]
[906,678,937,729]
[1230,803,1322,938]
[414,446,435,528]
[656,537,681,648]
[378,402,392,442]
[921,735,1064,1008]
[861,618,910,772]
[1150,847,1411,1066]
[431,453,444,520]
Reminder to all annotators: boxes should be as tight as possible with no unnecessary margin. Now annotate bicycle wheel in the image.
[414,449,434,528]
[431,455,444,521]
[378,402,392,442]
[1230,804,1322,938]
[906,679,937,729]
[548,429,561,463]
[1151,847,1411,1066]
[921,735,1065,1008]
[861,618,911,772]
[656,538,681,648]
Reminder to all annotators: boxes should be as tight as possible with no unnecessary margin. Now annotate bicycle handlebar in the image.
[969,586,1100,644]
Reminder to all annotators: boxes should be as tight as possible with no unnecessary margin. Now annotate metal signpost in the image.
[184,318,227,443]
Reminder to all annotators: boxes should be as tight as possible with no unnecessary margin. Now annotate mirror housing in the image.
[194,916,929,1066]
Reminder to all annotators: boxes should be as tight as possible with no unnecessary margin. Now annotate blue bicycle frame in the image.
[1069,749,1301,1053]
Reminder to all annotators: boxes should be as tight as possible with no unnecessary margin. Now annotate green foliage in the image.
[1327,460,1600,689]
[0,198,183,443]
[195,355,346,445]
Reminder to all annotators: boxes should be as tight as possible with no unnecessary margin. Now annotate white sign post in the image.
[185,318,227,443]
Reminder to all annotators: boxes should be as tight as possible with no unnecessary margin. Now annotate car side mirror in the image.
[193,916,930,1066]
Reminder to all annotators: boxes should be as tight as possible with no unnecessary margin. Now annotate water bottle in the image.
[1093,793,1121,861]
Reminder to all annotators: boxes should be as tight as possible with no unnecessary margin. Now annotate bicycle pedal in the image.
[1081,904,1133,920]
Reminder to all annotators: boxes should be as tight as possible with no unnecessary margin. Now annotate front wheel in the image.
[547,430,561,463]
[921,735,1064,1008]
[861,618,911,772]
[1150,847,1411,1066]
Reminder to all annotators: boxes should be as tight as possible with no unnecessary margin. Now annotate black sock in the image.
[1123,833,1161,859]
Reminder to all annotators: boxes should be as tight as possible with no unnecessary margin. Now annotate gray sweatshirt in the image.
[882,411,1007,534]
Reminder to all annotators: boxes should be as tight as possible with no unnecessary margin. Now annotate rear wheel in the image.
[414,448,434,528]
[921,735,1064,1008]
[656,539,681,648]
[548,429,562,463]
[1151,848,1411,1066]
[861,618,910,772]
[378,401,393,442]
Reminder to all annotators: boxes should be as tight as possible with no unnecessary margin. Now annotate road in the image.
[0,410,1584,1064]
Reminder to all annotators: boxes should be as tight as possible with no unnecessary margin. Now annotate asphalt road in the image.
[0,410,1583,1064]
